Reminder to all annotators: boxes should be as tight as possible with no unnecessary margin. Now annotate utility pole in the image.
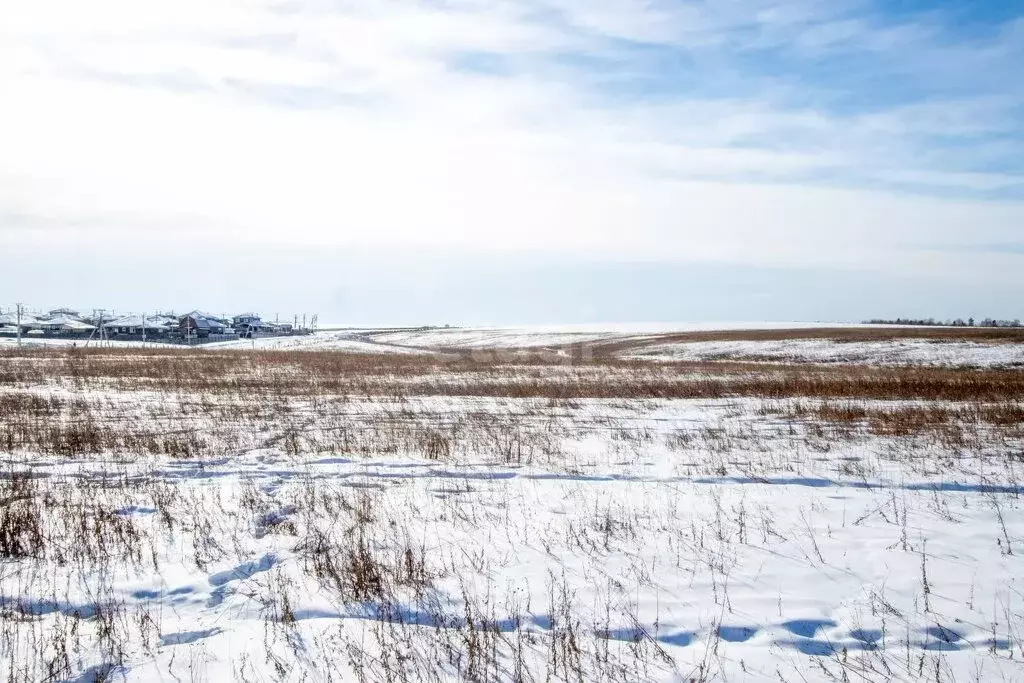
[15,303,23,348]
[141,313,146,345]
[86,309,106,348]
[85,310,96,348]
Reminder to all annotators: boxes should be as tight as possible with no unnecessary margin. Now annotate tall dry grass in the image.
[2,347,1023,401]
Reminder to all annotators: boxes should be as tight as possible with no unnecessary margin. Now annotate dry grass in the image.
[0,345,1021,682]
[596,325,1024,349]
[764,400,1024,448]
[1,347,1022,460]
[0,348,1019,476]
[2,347,1024,402]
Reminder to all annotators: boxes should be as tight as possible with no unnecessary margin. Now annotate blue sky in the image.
[1,0,1022,322]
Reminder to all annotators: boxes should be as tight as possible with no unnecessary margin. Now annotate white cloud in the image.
[1,0,1022,289]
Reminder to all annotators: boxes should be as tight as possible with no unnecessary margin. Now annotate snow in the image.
[359,322,846,350]
[34,315,96,330]
[2,323,1023,679]
[3,324,1022,370]
[203,329,425,353]
[628,338,1024,368]
[0,312,39,325]
[11,449,1023,680]
[0,337,163,350]
[1,385,1022,681]
[103,315,177,329]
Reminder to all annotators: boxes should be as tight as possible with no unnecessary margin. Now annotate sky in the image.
[1,0,1022,324]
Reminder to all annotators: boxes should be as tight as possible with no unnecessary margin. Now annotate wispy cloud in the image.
[1,0,1022,286]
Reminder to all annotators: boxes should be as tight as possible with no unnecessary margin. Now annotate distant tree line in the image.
[864,317,1023,328]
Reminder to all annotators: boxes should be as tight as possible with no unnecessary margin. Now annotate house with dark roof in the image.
[232,313,264,338]
[179,312,231,339]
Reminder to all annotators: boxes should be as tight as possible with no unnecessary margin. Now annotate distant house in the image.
[36,314,95,336]
[45,308,82,320]
[233,313,264,338]
[0,312,39,333]
[264,320,294,334]
[104,315,176,338]
[179,312,230,339]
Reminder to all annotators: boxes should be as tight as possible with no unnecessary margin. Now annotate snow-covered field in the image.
[1,337,1023,681]
[4,323,1023,368]
[5,323,824,353]
[9,437,1022,682]
[205,329,426,354]
[351,322,841,350]
[627,338,1024,368]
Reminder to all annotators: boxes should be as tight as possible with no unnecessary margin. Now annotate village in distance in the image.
[0,306,317,344]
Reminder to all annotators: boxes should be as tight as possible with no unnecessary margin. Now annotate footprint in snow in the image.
[160,627,223,646]
[717,625,758,642]
[206,553,278,607]
[781,619,836,638]
[208,553,278,587]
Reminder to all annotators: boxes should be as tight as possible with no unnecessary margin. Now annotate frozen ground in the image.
[627,338,1024,368]
[0,337,166,349]
[4,323,1023,368]
[0,342,1022,681]
[269,325,1024,368]
[6,439,1023,682]
[5,323,829,352]
[205,329,426,354]
[351,322,842,351]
